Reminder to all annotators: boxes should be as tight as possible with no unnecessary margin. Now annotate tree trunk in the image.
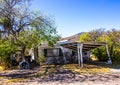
[21,46,26,60]
[34,47,39,64]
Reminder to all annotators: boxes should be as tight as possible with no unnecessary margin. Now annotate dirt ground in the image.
[0,66,120,85]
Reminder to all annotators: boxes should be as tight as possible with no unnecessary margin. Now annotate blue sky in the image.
[31,0,120,37]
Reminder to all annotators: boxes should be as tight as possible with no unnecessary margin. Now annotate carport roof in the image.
[59,41,107,52]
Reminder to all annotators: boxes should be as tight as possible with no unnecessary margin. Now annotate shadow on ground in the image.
[0,63,120,83]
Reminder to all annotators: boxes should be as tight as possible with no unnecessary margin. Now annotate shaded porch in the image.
[59,42,112,67]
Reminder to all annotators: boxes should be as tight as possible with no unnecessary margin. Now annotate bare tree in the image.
[88,28,105,42]
[0,0,32,36]
[106,29,120,43]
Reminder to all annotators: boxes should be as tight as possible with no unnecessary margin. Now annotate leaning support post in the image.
[106,44,112,64]
[80,43,83,67]
[77,43,81,67]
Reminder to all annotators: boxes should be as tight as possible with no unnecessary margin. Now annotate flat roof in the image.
[59,41,107,52]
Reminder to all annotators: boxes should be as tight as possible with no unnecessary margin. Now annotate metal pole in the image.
[77,43,81,67]
[80,44,83,67]
[106,44,112,64]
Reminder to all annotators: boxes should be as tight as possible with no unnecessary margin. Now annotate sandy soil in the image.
[0,68,120,85]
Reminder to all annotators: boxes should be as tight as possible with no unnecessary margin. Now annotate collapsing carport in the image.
[59,42,112,67]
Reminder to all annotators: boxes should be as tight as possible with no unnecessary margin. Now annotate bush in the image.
[0,55,11,69]
[0,40,16,69]
[38,55,47,64]
[92,47,109,62]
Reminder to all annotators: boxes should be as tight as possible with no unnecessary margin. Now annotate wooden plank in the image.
[77,44,81,67]
[80,43,83,67]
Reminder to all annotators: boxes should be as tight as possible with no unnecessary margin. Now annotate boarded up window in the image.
[44,48,62,57]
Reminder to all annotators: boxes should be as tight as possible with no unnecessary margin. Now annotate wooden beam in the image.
[106,44,112,64]
[77,44,81,67]
[83,45,102,48]
[80,43,83,67]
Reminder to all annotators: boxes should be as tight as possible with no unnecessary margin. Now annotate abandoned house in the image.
[38,33,112,67]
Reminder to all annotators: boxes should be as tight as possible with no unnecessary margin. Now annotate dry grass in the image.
[6,78,29,83]
[62,64,110,74]
[90,55,98,61]
[1,62,117,84]
[0,66,5,71]
[36,63,110,76]
[1,61,120,85]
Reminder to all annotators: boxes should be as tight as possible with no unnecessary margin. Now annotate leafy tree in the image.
[80,28,105,42]
[0,0,60,67]
[105,29,120,62]
[80,28,120,63]
[0,0,33,59]
[97,29,120,61]
[79,32,91,42]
